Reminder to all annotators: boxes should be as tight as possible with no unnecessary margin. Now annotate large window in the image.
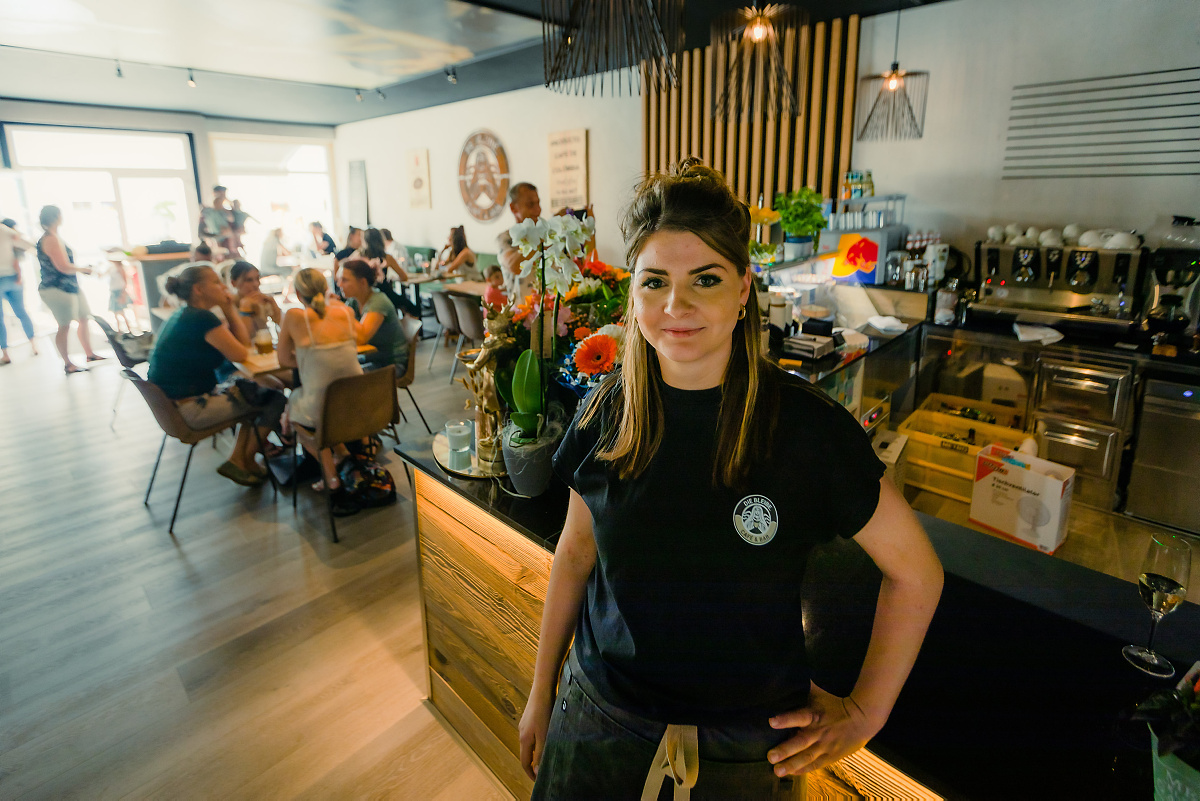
[210,136,335,269]
[1,125,201,329]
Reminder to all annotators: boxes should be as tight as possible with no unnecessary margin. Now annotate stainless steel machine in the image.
[969,243,1144,334]
[1126,379,1200,533]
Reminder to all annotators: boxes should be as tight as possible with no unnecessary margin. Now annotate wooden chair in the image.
[396,316,433,435]
[126,370,262,535]
[428,291,463,381]
[292,365,398,543]
[93,315,150,429]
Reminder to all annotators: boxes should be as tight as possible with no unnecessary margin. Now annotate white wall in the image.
[333,85,643,265]
[853,0,1200,250]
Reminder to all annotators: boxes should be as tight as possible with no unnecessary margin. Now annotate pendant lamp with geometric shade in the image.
[711,3,808,121]
[856,0,929,140]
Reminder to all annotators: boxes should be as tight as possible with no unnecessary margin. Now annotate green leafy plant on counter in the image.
[508,348,543,443]
[774,188,827,239]
[1132,661,1200,769]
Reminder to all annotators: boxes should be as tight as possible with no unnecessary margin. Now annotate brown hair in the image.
[340,258,374,285]
[449,225,467,257]
[164,265,215,302]
[579,157,774,487]
[293,267,328,318]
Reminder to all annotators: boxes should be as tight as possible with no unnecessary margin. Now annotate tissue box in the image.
[969,444,1075,554]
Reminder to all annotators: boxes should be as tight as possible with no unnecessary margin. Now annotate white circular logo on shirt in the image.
[733,495,778,546]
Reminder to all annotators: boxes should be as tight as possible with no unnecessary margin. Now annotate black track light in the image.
[115,60,123,78]
[445,66,457,85]
[187,69,196,88]
[376,88,386,100]
[355,89,363,102]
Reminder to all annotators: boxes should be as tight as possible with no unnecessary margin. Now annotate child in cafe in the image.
[483,263,507,310]
[104,250,139,334]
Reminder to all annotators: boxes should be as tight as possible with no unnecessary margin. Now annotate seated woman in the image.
[337,259,408,375]
[358,227,419,319]
[432,226,479,280]
[229,261,282,337]
[147,265,286,487]
[277,268,363,491]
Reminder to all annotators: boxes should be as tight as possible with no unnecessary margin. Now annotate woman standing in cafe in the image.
[519,159,944,799]
[36,205,104,374]
[148,264,286,487]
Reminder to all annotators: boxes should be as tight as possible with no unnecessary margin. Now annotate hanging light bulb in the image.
[355,89,363,102]
[187,69,196,88]
[115,59,123,78]
[855,0,929,140]
[376,88,386,101]
[712,4,806,121]
[748,15,769,42]
[445,66,458,84]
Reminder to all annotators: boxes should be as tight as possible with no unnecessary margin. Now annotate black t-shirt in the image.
[317,233,337,255]
[552,369,886,726]
[334,246,356,262]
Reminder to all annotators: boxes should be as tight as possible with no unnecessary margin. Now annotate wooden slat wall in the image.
[643,14,861,208]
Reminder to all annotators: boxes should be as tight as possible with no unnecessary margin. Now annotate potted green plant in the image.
[775,188,827,261]
[1132,661,1200,798]
[500,212,593,496]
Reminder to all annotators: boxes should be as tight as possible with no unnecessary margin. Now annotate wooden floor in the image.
[0,332,510,800]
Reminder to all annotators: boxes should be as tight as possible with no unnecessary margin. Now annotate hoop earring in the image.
[737,304,747,320]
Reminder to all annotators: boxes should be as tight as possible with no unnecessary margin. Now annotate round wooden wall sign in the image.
[458,130,510,222]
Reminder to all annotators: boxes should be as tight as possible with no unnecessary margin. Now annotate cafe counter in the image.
[395,432,1199,800]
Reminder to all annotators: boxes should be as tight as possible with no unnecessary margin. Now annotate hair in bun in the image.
[621,158,750,274]
[164,265,214,301]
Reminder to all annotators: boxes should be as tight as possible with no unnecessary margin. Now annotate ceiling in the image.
[0,0,944,127]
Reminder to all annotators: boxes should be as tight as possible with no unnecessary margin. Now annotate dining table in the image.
[235,344,376,378]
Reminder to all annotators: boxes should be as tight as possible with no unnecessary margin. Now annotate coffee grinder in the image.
[1141,217,1200,352]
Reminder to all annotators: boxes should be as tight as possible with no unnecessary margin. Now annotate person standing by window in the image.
[0,217,38,364]
[519,160,944,798]
[36,205,103,374]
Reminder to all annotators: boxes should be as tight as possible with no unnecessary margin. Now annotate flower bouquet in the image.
[495,213,595,495]
[557,253,631,397]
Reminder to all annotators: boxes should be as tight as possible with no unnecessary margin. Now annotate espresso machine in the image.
[1140,217,1200,351]
[969,243,1144,334]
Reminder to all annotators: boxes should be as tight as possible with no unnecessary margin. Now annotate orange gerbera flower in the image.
[573,326,593,341]
[574,334,617,376]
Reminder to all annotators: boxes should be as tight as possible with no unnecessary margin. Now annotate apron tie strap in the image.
[641,723,699,801]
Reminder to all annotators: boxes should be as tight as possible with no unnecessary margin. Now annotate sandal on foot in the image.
[217,461,265,487]
[86,354,107,362]
[64,364,87,374]
[311,477,341,492]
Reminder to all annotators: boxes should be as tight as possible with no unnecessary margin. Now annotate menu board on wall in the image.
[407,148,431,209]
[548,129,588,211]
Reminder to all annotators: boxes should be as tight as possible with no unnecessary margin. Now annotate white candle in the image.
[446,421,472,452]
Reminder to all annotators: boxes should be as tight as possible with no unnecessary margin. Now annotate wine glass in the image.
[1122,533,1191,678]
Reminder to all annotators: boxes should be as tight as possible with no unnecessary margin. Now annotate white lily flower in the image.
[509,218,548,256]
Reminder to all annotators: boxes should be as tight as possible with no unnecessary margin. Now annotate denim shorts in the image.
[531,651,805,800]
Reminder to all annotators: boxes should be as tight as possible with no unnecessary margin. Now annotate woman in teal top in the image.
[337,258,408,374]
[148,265,285,486]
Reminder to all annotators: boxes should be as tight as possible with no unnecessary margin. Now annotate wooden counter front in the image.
[414,471,550,798]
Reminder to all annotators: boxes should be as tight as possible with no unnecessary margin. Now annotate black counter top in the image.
[396,433,569,549]
[951,315,1200,378]
[778,321,922,384]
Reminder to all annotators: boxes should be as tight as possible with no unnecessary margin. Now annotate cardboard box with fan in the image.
[969,444,1075,554]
